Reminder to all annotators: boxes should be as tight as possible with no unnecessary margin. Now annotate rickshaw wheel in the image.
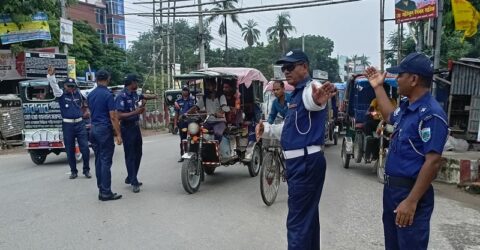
[181,153,201,194]
[248,145,261,177]
[341,139,350,169]
[260,151,280,206]
[333,133,338,146]
[204,166,216,175]
[354,133,364,163]
[30,151,47,165]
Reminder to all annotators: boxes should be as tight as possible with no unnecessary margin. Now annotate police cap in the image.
[63,78,77,87]
[96,70,110,81]
[124,73,140,86]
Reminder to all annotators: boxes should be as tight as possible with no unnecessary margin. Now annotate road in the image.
[0,133,479,250]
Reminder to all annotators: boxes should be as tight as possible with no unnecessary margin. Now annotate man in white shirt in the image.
[197,80,229,141]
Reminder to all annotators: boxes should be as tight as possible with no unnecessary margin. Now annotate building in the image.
[67,0,126,50]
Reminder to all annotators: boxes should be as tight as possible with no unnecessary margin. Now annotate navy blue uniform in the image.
[384,93,448,249]
[48,75,90,175]
[87,85,116,196]
[176,96,196,156]
[281,77,327,250]
[115,88,144,186]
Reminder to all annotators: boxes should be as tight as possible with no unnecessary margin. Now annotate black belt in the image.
[121,120,139,127]
[384,174,416,189]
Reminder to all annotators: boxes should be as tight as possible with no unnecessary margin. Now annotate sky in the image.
[123,0,399,67]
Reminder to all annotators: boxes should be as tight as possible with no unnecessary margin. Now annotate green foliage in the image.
[241,20,261,47]
[266,12,296,54]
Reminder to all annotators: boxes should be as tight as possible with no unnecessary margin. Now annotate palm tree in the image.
[241,19,261,47]
[206,0,242,64]
[266,12,296,54]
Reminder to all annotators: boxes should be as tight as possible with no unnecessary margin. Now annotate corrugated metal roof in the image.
[451,60,480,95]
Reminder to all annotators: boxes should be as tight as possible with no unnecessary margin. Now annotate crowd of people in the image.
[49,49,448,250]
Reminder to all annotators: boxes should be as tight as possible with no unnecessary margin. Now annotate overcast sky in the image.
[124,0,399,67]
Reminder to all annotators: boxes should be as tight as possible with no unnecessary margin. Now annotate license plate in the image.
[39,141,49,147]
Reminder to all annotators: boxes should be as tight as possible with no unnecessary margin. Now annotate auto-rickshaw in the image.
[164,89,182,134]
[340,74,398,180]
[19,79,89,165]
[174,67,267,194]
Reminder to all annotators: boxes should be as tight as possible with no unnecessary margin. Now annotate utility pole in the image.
[152,0,158,117]
[380,0,385,71]
[172,0,177,88]
[60,0,68,55]
[302,34,305,51]
[198,0,206,69]
[160,0,165,94]
[397,23,403,65]
[166,0,171,90]
[432,0,444,96]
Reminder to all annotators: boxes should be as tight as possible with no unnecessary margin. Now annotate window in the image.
[106,18,125,35]
[106,0,124,15]
[97,29,106,43]
[25,81,56,101]
[114,38,126,50]
[95,8,105,24]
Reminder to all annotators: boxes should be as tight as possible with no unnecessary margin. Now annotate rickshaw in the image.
[340,75,398,181]
[164,89,182,134]
[19,79,87,165]
[174,67,267,194]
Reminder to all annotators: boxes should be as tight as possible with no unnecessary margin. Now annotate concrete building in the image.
[68,0,126,50]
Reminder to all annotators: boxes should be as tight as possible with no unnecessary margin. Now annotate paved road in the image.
[0,133,479,250]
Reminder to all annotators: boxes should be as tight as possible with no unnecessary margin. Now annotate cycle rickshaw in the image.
[174,67,267,194]
[340,75,398,182]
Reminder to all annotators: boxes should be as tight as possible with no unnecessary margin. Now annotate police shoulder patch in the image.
[420,127,431,142]
[394,107,401,116]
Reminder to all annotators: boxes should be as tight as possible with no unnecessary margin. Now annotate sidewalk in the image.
[437,151,480,194]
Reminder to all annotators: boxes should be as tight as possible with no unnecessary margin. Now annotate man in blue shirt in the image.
[47,66,91,179]
[258,50,337,249]
[365,52,449,249]
[115,74,157,193]
[268,80,291,124]
[175,86,197,162]
[87,70,123,201]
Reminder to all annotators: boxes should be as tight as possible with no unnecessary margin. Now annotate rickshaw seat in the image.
[355,123,365,129]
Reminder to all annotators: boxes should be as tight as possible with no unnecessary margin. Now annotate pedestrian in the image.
[175,85,197,162]
[257,49,337,249]
[47,66,91,179]
[115,73,157,193]
[87,69,123,201]
[364,52,449,250]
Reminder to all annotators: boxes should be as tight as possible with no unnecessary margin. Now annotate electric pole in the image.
[380,0,385,71]
[60,0,68,55]
[432,0,444,96]
[167,0,171,89]
[152,0,158,118]
[198,0,206,69]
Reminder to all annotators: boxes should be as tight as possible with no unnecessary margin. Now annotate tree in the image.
[241,19,260,47]
[206,0,242,64]
[266,12,296,54]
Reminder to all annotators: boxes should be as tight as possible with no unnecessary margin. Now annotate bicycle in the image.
[260,138,286,206]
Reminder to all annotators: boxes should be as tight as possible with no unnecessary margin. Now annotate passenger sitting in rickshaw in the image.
[196,80,228,141]
[364,86,397,137]
[267,80,291,124]
[222,82,243,125]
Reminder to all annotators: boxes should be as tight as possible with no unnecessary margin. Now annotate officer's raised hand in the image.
[48,65,55,76]
[365,67,387,89]
[312,81,337,106]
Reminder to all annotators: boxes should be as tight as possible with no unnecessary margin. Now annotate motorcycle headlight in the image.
[188,122,200,134]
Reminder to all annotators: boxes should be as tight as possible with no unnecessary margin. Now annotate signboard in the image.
[0,12,51,44]
[86,71,95,81]
[60,18,73,45]
[395,0,438,24]
[67,57,76,79]
[273,65,285,80]
[313,70,329,80]
[173,63,181,76]
[0,50,22,80]
[22,101,62,129]
[25,52,68,78]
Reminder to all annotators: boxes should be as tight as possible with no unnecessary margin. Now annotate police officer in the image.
[87,70,123,201]
[47,66,91,179]
[175,86,197,162]
[258,50,337,249]
[365,52,449,249]
[115,74,157,193]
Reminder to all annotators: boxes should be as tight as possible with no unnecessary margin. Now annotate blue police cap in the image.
[63,77,77,87]
[276,49,310,64]
[96,70,110,81]
[124,73,140,86]
[182,85,189,91]
[386,52,434,78]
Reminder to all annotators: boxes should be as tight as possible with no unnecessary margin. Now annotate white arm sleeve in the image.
[197,96,205,111]
[302,80,326,111]
[262,122,283,140]
[47,74,63,98]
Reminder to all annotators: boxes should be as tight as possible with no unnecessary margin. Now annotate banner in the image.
[25,52,68,78]
[451,0,480,38]
[60,18,73,45]
[0,50,22,80]
[67,57,76,79]
[0,12,51,45]
[395,0,438,23]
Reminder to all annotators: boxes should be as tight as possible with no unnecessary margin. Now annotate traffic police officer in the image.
[175,86,197,162]
[258,50,337,249]
[365,52,449,249]
[115,74,157,193]
[47,66,91,179]
[87,70,123,201]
